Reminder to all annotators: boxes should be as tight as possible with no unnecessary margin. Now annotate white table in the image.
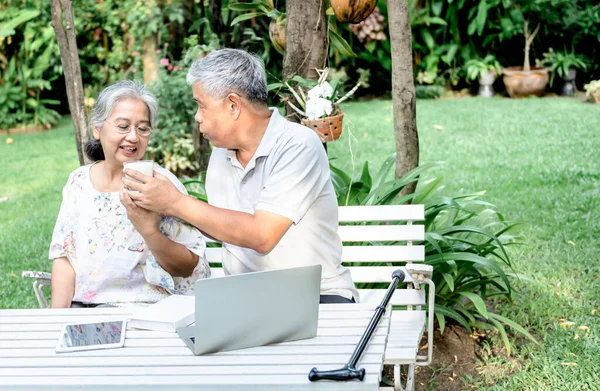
[0,304,391,390]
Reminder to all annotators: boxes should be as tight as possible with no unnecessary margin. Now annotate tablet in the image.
[55,320,127,353]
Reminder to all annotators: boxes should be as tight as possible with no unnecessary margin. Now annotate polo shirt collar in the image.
[226,107,285,171]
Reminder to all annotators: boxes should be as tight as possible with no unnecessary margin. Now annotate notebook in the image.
[177,264,322,355]
[129,295,195,332]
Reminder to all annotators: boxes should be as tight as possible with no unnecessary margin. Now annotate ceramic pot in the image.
[301,113,344,143]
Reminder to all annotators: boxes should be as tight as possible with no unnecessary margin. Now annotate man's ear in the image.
[91,119,101,140]
[227,93,243,120]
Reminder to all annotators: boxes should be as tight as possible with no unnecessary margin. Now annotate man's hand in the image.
[123,170,184,216]
[120,185,159,237]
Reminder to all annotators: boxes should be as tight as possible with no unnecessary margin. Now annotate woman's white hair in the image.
[90,79,158,130]
[86,80,158,161]
[186,48,267,104]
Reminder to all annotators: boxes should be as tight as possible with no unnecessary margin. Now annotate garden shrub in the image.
[148,65,199,177]
[329,155,537,354]
[415,85,445,99]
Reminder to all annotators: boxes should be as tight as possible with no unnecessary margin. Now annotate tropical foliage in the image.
[0,4,61,130]
[2,0,600,130]
[539,47,590,86]
[329,155,537,354]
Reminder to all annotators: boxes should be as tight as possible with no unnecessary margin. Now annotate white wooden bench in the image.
[23,204,433,391]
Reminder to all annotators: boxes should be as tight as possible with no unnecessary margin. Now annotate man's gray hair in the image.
[90,79,158,130]
[186,48,268,104]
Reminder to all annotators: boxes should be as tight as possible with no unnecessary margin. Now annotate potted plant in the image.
[464,55,503,97]
[583,80,600,104]
[539,48,589,96]
[269,68,368,142]
[500,1,549,98]
[228,0,286,54]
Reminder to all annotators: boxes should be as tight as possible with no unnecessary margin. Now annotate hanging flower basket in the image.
[302,113,344,143]
[330,0,378,24]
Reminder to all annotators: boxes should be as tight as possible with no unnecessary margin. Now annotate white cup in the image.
[123,160,154,191]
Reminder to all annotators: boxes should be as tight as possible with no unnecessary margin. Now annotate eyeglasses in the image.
[104,119,153,137]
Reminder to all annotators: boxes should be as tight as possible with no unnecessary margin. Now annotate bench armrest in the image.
[22,271,51,308]
[405,264,433,282]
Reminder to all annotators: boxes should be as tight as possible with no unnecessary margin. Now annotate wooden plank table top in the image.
[0,303,391,390]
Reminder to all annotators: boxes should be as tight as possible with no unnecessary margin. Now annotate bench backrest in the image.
[206,204,425,306]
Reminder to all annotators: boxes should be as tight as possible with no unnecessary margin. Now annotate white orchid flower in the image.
[307,82,334,100]
[305,97,333,120]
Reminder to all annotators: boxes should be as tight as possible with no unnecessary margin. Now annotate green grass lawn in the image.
[1,97,599,389]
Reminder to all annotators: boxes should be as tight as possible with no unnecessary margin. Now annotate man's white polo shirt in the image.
[205,108,358,301]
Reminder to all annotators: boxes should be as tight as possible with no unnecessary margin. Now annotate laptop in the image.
[177,264,322,355]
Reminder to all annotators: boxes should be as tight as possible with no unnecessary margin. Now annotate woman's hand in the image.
[120,185,160,237]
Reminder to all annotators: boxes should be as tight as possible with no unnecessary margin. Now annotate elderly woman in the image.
[49,80,209,308]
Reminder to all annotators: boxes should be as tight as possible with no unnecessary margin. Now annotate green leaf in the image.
[32,42,55,78]
[230,12,264,26]
[413,177,443,204]
[427,252,511,295]
[425,16,448,26]
[425,232,446,254]
[442,273,455,292]
[358,161,372,190]
[182,180,206,186]
[329,162,352,186]
[328,26,356,57]
[457,291,489,319]
[371,153,396,189]
[420,29,435,50]
[435,311,446,334]
[475,0,488,36]
[228,2,263,12]
[432,1,444,16]
[434,304,472,333]
[489,317,511,356]
[0,9,39,34]
[489,313,538,344]
[267,82,285,91]
[443,44,459,64]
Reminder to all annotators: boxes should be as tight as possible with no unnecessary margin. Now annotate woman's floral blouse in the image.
[49,163,210,305]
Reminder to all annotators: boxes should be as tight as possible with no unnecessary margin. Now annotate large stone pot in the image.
[502,67,549,98]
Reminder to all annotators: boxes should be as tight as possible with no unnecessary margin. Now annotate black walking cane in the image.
[308,269,406,382]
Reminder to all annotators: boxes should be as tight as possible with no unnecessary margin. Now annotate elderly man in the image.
[125,48,358,303]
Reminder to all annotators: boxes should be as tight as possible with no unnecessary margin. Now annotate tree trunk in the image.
[282,0,328,123]
[192,122,212,174]
[522,20,540,72]
[209,0,226,38]
[50,0,90,166]
[388,0,419,194]
[142,35,159,84]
